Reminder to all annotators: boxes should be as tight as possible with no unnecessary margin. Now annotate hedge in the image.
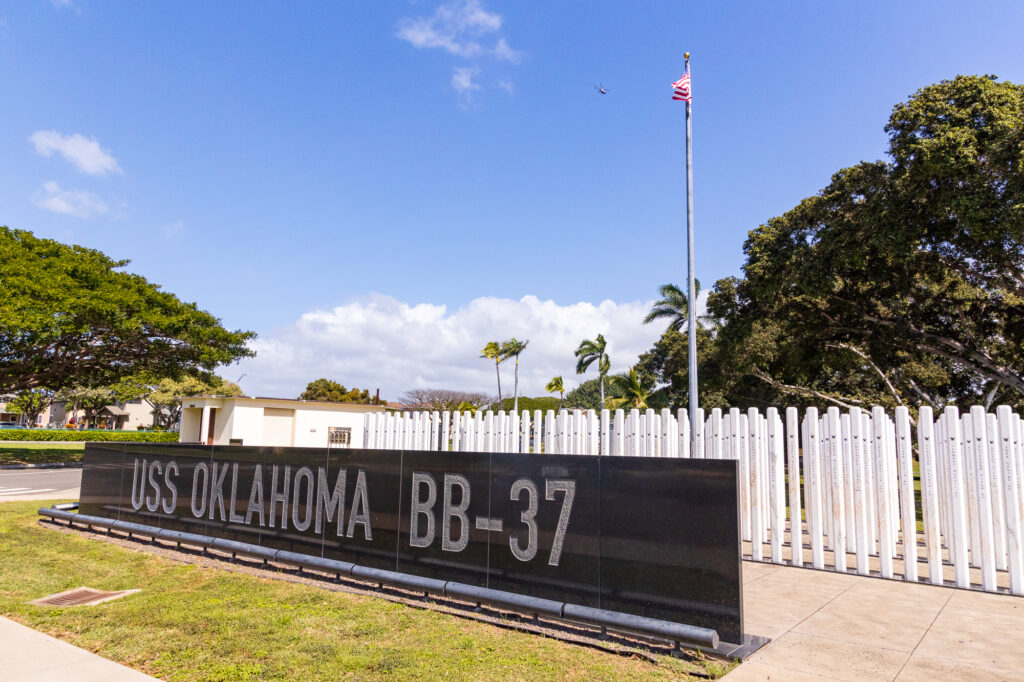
[0,430,179,443]
[488,396,562,413]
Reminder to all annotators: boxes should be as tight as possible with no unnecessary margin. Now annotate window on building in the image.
[327,427,352,448]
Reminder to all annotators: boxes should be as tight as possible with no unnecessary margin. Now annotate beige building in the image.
[179,396,385,448]
[0,394,158,430]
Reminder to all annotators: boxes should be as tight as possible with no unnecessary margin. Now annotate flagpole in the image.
[684,52,699,455]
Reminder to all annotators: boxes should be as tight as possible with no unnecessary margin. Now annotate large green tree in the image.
[149,375,244,429]
[563,377,603,410]
[0,228,254,393]
[703,75,1024,410]
[4,388,54,427]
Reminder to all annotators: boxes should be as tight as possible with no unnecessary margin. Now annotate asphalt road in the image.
[0,468,81,501]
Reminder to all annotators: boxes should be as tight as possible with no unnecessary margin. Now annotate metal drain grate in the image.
[30,587,140,607]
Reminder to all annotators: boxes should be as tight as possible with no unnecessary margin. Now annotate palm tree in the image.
[545,376,565,410]
[605,367,661,410]
[643,281,703,333]
[500,338,529,415]
[480,341,504,404]
[574,334,610,408]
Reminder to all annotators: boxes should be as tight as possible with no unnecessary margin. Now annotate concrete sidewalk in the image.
[727,560,1024,680]
[0,617,158,681]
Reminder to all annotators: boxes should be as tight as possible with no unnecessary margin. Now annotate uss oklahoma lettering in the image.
[129,458,372,538]
[130,457,577,566]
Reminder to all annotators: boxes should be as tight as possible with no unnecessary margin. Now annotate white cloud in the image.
[31,181,108,218]
[161,219,185,239]
[452,67,480,94]
[234,293,700,402]
[497,80,515,95]
[396,0,505,57]
[493,37,522,64]
[29,130,122,176]
[396,0,522,98]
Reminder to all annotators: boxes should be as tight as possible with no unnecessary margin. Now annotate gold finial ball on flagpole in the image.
[684,52,690,60]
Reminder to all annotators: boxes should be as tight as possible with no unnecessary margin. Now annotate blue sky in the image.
[2,1,1022,400]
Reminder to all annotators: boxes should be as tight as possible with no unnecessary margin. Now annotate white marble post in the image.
[850,408,870,575]
[741,409,757,540]
[917,408,943,584]
[614,409,625,456]
[872,407,894,578]
[986,412,1007,571]
[786,407,803,566]
[997,406,1024,595]
[767,408,785,564]
[695,407,705,459]
[944,406,971,588]
[827,407,847,572]
[805,408,824,569]
[600,409,610,456]
[962,412,982,568]
[894,407,918,581]
[748,408,763,558]
[969,406,997,591]
[663,411,671,458]
[678,408,690,458]
[821,414,834,551]
[709,408,722,459]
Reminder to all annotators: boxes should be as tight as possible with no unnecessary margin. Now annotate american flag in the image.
[672,72,691,102]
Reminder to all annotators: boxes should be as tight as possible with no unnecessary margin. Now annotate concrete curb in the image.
[0,462,83,470]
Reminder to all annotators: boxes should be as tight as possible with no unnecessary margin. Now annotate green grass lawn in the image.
[0,502,729,681]
[0,441,84,465]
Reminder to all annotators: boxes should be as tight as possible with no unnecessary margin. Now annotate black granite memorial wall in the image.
[79,442,743,643]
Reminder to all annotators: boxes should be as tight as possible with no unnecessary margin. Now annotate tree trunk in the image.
[984,382,1003,410]
[513,355,520,415]
[599,374,605,410]
[495,361,503,405]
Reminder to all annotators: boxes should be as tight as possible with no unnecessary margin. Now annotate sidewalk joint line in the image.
[889,588,954,681]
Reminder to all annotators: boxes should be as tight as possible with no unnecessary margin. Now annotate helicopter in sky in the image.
[594,83,608,95]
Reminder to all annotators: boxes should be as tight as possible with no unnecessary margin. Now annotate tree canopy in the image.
[299,378,382,404]
[148,375,243,429]
[400,388,491,411]
[0,228,255,393]
[4,388,53,426]
[642,75,1024,412]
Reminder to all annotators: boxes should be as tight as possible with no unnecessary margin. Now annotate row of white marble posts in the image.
[362,404,1024,595]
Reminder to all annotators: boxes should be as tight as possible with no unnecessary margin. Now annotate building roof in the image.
[101,405,130,417]
[180,395,385,411]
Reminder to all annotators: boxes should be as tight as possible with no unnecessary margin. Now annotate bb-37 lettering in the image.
[409,472,575,566]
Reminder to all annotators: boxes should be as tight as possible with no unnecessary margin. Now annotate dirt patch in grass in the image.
[1,502,732,681]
